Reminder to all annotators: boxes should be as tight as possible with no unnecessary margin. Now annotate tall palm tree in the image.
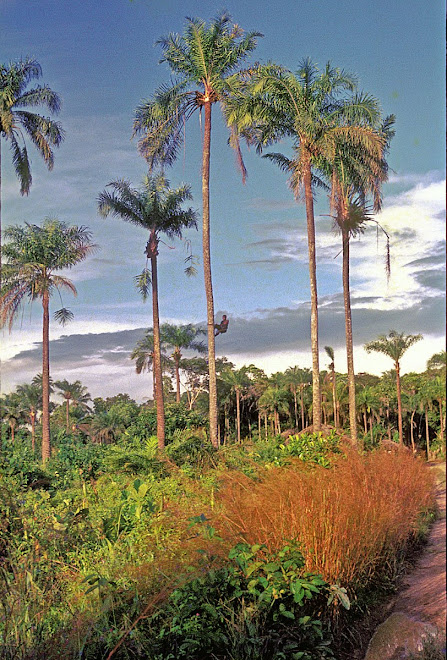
[16,382,42,451]
[0,391,25,444]
[160,323,206,403]
[228,59,383,432]
[54,379,91,432]
[133,12,261,448]
[0,58,64,276]
[365,331,422,445]
[325,112,394,445]
[1,219,95,462]
[98,175,197,451]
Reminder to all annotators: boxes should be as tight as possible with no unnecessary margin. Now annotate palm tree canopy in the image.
[131,329,170,374]
[426,350,447,372]
[160,323,206,358]
[0,57,64,194]
[98,174,197,237]
[54,379,91,407]
[365,330,423,365]
[133,12,262,171]
[1,219,96,330]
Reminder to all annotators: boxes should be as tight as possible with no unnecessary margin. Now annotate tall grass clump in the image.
[217,447,435,591]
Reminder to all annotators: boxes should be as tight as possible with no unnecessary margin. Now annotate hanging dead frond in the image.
[134,268,152,301]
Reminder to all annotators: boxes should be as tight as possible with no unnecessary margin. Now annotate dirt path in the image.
[364,461,446,659]
[390,461,446,629]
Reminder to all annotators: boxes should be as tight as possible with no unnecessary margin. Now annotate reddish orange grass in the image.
[215,448,435,588]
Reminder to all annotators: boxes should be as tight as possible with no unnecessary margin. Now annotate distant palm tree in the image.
[365,331,422,445]
[220,366,252,443]
[160,323,206,403]
[131,329,170,401]
[0,58,64,275]
[98,175,197,451]
[16,382,42,451]
[54,379,91,432]
[228,59,383,432]
[134,12,261,448]
[1,219,95,462]
[0,391,24,444]
[324,346,339,429]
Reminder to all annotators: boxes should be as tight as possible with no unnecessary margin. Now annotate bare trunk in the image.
[264,413,268,439]
[342,227,358,444]
[369,413,373,444]
[150,244,165,451]
[258,410,261,438]
[42,290,51,463]
[31,412,36,452]
[438,399,444,442]
[293,390,298,428]
[303,151,321,431]
[395,360,403,445]
[175,355,181,404]
[300,386,305,430]
[410,410,416,453]
[202,100,218,448]
[425,406,430,459]
[236,389,241,444]
[331,367,338,429]
[66,398,70,433]
[363,410,368,434]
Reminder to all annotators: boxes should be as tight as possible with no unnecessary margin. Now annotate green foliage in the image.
[146,542,335,659]
[281,431,341,468]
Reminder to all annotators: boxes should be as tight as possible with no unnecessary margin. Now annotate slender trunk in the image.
[236,389,241,444]
[224,404,229,444]
[300,386,305,430]
[30,412,36,452]
[65,398,69,433]
[410,410,416,453]
[386,404,391,441]
[42,289,51,463]
[202,100,218,448]
[438,399,444,442]
[293,390,298,428]
[264,413,268,439]
[150,242,165,451]
[9,421,15,443]
[369,413,373,444]
[323,404,327,426]
[303,150,321,431]
[363,410,368,434]
[277,410,281,434]
[175,355,181,404]
[342,226,358,444]
[425,406,430,459]
[395,360,403,445]
[258,410,261,438]
[331,366,338,429]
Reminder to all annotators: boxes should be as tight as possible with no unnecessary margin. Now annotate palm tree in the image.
[1,219,95,462]
[325,111,394,445]
[324,346,339,429]
[0,58,64,276]
[228,60,384,432]
[54,379,91,432]
[133,12,261,448]
[160,323,206,403]
[365,331,422,445]
[0,391,24,444]
[16,382,42,451]
[98,175,197,451]
[131,329,169,402]
[220,365,252,443]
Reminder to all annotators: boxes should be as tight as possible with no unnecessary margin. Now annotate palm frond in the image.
[54,307,74,326]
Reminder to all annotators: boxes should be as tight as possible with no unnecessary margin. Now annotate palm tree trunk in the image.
[342,227,358,445]
[175,355,181,403]
[410,410,416,453]
[293,390,298,428]
[369,414,373,444]
[395,360,404,445]
[425,406,430,459]
[31,412,36,452]
[150,243,165,450]
[300,386,305,430]
[66,398,70,433]
[258,410,261,438]
[331,367,338,429]
[303,150,321,431]
[264,413,268,439]
[42,289,51,463]
[236,389,241,444]
[438,399,444,442]
[363,410,367,434]
[202,99,218,448]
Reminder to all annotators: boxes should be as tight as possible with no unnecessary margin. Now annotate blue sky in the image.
[1,0,445,401]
